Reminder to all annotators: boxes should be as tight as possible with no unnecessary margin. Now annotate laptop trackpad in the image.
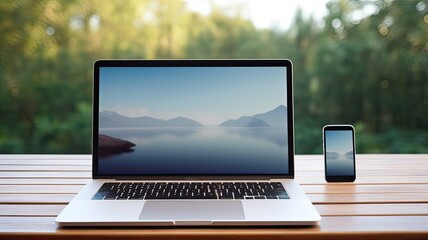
[139,201,245,221]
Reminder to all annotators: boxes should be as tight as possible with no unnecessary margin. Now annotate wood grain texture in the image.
[295,175,428,184]
[0,216,428,240]
[315,203,428,216]
[0,154,427,239]
[1,192,427,204]
[0,194,74,203]
[302,184,428,193]
[1,184,426,194]
[2,203,428,217]
[0,204,66,216]
[0,179,90,185]
[0,172,91,178]
[0,185,84,193]
[0,165,91,171]
[308,192,428,204]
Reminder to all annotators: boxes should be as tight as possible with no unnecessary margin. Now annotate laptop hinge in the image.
[113,176,274,181]
[269,178,290,181]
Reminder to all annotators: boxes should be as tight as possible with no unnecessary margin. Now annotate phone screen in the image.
[324,128,355,179]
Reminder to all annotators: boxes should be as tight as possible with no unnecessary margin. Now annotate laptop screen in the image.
[94,60,294,177]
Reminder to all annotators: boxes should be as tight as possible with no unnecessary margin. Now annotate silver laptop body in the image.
[56,59,321,226]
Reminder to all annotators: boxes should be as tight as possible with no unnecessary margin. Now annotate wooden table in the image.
[0,154,427,239]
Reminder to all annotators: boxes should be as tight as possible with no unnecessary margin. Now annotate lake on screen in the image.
[98,127,289,175]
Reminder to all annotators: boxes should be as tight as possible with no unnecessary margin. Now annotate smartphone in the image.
[323,125,356,182]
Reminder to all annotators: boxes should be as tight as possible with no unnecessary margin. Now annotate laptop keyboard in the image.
[92,182,289,200]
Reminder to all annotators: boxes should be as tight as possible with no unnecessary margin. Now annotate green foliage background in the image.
[0,0,427,154]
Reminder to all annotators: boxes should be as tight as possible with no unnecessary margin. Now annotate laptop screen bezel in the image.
[92,59,295,179]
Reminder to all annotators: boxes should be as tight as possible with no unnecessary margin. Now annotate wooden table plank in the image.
[0,172,91,178]
[2,164,426,172]
[315,203,428,216]
[0,166,91,171]
[0,216,428,236]
[2,203,428,217]
[296,154,428,161]
[0,155,413,161]
[0,154,425,164]
[0,154,427,239]
[4,167,428,177]
[308,192,428,204]
[296,165,428,171]
[0,179,90,185]
[302,184,428,193]
[0,205,66,216]
[0,185,84,194]
[0,184,426,194]
[297,170,428,176]
[2,177,428,185]
[2,171,428,184]
[0,160,90,165]
[3,170,428,178]
[3,164,428,171]
[0,155,90,160]
[2,192,428,204]
[0,155,90,166]
[0,194,74,203]
[295,176,428,184]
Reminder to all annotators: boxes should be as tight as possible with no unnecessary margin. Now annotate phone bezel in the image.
[323,125,356,182]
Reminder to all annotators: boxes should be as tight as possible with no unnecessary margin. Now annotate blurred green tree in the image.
[0,0,427,154]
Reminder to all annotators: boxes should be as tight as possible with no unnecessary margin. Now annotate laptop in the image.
[56,59,321,226]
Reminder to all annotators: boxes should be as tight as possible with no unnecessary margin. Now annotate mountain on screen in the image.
[99,111,203,128]
[219,105,287,127]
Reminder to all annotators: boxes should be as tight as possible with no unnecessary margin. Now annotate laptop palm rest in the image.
[139,201,245,222]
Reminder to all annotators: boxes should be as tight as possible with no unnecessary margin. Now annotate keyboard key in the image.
[266,195,278,199]
[104,195,117,200]
[93,182,289,201]
[278,194,290,199]
[92,195,105,200]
